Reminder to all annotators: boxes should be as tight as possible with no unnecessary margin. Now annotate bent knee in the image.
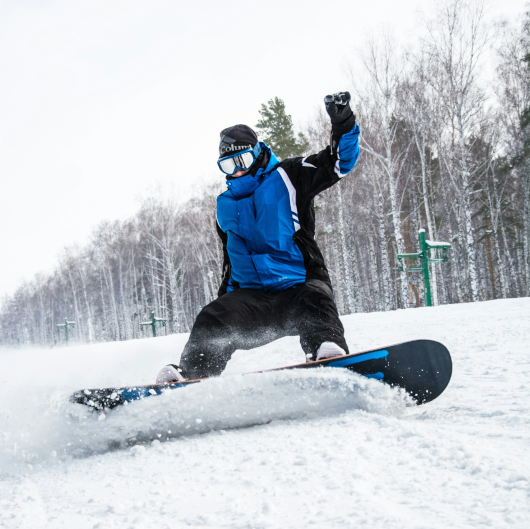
[301,279,334,298]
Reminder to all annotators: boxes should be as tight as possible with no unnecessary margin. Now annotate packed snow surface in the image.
[0,298,529,528]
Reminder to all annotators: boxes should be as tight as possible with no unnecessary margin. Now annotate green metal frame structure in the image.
[397,229,451,307]
[140,311,167,337]
[57,318,76,344]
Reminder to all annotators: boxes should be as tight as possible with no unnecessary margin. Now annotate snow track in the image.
[1,369,411,472]
[1,298,529,528]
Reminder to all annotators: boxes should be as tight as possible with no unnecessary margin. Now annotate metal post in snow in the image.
[419,229,432,307]
[140,311,167,338]
[57,318,76,345]
[397,229,450,308]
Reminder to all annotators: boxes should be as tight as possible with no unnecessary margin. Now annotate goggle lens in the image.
[218,145,260,176]
[218,156,236,174]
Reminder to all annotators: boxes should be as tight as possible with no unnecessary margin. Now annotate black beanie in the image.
[219,124,258,158]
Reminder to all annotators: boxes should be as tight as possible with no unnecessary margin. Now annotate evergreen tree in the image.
[520,19,530,296]
[520,52,530,159]
[256,97,308,160]
[518,12,530,162]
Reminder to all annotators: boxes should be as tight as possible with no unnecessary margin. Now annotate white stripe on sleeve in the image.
[277,167,301,232]
[301,157,317,168]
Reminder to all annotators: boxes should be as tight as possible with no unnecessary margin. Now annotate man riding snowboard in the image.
[157,92,360,383]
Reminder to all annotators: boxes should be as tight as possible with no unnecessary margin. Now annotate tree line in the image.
[1,0,528,347]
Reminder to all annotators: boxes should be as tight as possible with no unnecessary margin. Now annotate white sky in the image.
[0,0,525,299]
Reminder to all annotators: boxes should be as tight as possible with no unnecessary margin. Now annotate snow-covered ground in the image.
[1,298,529,529]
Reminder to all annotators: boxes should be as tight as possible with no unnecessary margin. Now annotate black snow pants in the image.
[179,279,348,379]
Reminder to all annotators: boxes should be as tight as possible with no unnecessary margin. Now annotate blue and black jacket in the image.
[216,118,360,296]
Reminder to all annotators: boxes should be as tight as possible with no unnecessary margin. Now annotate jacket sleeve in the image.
[216,221,231,297]
[279,117,360,201]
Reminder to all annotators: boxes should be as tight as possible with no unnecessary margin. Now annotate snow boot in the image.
[316,342,346,361]
[156,364,187,384]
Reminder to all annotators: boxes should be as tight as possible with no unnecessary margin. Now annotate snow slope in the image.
[0,298,529,528]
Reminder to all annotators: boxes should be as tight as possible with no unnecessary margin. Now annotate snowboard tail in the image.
[70,339,452,410]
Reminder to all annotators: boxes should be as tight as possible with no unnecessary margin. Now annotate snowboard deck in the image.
[70,339,452,411]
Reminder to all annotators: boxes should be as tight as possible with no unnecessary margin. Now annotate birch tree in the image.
[496,13,530,295]
[423,0,492,301]
[355,32,413,308]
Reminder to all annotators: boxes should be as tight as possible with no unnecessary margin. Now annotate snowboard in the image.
[70,339,452,411]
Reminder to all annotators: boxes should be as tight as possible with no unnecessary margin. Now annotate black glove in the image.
[324,92,355,129]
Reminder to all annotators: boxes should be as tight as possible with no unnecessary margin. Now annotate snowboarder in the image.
[156,92,360,383]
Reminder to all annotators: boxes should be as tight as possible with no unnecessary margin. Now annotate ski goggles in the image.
[217,142,261,176]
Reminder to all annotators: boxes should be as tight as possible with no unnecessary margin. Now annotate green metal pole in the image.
[419,229,432,307]
[151,311,156,338]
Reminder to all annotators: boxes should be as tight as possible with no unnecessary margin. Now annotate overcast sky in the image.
[0,0,525,300]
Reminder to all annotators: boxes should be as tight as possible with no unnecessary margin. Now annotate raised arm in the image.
[279,92,360,201]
